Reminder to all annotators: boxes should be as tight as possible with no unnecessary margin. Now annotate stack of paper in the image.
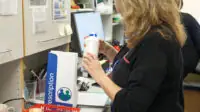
[78,91,108,107]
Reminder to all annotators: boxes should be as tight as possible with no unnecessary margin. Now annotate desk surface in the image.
[78,86,110,107]
[27,86,110,112]
[184,82,200,91]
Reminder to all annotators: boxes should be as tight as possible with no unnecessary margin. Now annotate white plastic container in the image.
[84,33,99,57]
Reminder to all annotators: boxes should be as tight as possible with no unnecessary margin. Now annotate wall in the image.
[182,0,200,23]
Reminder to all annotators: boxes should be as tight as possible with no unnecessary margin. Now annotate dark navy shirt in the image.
[111,25,183,112]
[181,12,200,78]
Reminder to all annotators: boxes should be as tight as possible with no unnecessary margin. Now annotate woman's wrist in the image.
[105,48,118,61]
[102,44,111,54]
[96,73,108,85]
[96,74,122,101]
[100,42,118,62]
[103,46,114,55]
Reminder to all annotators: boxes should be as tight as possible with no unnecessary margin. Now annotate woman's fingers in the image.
[82,53,97,70]
[83,57,90,65]
[84,53,96,61]
[82,62,89,70]
[83,55,92,62]
[99,39,104,43]
[87,53,97,60]
[99,39,104,46]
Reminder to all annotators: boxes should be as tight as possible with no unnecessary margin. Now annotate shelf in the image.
[71,9,112,15]
[105,37,112,42]
[23,0,71,56]
[0,0,23,64]
[0,60,23,112]
[71,8,94,13]
[112,22,120,26]
[100,12,112,15]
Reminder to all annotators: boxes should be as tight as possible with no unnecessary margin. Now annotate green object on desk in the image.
[98,0,103,3]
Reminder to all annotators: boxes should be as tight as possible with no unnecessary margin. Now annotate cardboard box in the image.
[45,51,78,107]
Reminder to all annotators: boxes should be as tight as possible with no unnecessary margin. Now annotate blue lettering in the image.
[47,73,54,104]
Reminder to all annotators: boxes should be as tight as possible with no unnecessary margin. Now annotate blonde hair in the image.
[117,0,186,48]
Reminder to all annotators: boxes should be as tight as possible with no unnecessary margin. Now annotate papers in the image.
[30,0,48,34]
[78,92,108,107]
[32,7,46,22]
[78,80,109,107]
[32,7,47,34]
[184,82,200,88]
[0,0,18,15]
[80,108,104,112]
[53,0,68,20]
[78,86,109,107]
[87,86,105,93]
[29,0,47,8]
[33,21,46,34]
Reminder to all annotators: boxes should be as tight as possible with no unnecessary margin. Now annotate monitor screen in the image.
[74,12,105,52]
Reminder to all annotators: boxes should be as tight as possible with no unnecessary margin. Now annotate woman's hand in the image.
[82,53,106,83]
[83,53,122,101]
[99,40,113,54]
[99,40,118,62]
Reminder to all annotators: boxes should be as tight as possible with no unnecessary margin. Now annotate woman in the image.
[176,0,200,78]
[83,0,186,112]
[175,0,200,108]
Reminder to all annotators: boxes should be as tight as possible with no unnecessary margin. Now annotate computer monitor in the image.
[71,12,105,57]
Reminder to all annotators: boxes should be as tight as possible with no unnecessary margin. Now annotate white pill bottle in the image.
[84,33,99,57]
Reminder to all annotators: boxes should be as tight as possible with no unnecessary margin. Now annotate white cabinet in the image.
[0,60,22,112]
[0,0,23,64]
[113,24,124,45]
[101,15,113,41]
[23,0,71,56]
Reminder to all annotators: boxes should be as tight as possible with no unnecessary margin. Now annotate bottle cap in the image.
[89,33,97,37]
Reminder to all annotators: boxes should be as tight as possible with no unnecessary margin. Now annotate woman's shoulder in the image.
[142,31,167,45]
[137,27,180,54]
[142,26,178,47]
[181,12,197,24]
[181,12,193,18]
